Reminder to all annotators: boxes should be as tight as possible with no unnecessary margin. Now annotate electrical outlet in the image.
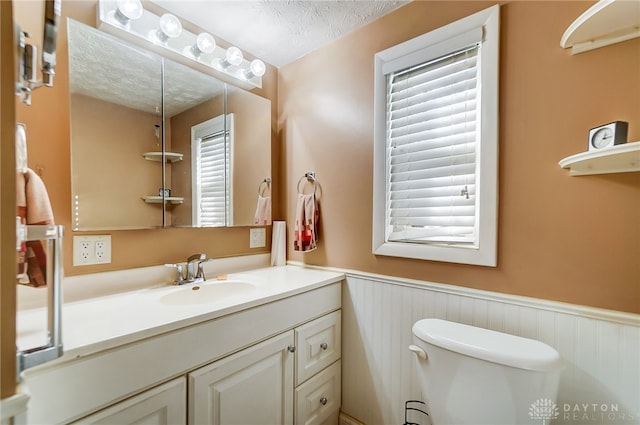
[73,235,111,266]
[77,238,92,264]
[94,235,111,264]
[249,228,266,248]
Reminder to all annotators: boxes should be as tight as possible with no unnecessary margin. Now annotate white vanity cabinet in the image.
[71,378,187,425]
[20,272,343,425]
[188,310,342,425]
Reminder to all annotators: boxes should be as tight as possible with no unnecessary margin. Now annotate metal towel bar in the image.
[297,171,319,195]
[258,177,271,196]
[16,224,64,376]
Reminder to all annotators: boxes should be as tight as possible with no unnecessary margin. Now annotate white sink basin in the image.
[160,281,256,305]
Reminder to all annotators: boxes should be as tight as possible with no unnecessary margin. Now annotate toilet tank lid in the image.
[412,319,563,372]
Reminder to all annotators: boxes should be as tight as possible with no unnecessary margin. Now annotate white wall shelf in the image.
[560,0,640,54]
[142,196,184,204]
[559,141,640,176]
[142,152,183,163]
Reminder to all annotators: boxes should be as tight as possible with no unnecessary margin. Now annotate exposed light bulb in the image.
[112,0,143,27]
[245,59,266,79]
[156,13,182,43]
[219,46,243,68]
[190,32,216,58]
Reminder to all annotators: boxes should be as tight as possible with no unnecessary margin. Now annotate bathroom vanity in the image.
[16,265,343,425]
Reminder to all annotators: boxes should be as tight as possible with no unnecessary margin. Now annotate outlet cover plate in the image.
[249,228,266,248]
[73,235,111,266]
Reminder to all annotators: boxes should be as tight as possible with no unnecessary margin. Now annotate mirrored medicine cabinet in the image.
[68,19,271,230]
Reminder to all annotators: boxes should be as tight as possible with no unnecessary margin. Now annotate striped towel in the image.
[294,193,319,252]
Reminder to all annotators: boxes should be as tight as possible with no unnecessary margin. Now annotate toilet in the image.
[410,319,564,425]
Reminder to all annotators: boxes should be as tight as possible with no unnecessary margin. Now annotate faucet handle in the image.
[187,253,206,263]
[196,258,213,280]
[165,263,185,285]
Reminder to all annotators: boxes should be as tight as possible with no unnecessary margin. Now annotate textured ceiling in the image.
[150,0,409,67]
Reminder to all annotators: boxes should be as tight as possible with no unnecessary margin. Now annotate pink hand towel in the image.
[253,195,272,225]
[294,193,319,252]
[16,168,54,287]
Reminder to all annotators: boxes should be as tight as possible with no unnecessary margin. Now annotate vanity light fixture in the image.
[113,0,143,27]
[156,13,182,43]
[97,0,265,89]
[190,32,216,58]
[219,46,243,69]
[245,59,266,79]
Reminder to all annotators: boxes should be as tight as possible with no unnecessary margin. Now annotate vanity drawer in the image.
[295,310,341,385]
[295,360,341,425]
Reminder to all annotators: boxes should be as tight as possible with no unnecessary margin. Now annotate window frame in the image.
[191,113,234,227]
[372,5,500,267]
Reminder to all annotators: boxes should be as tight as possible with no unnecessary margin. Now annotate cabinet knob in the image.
[287,345,296,353]
[320,397,328,406]
[320,342,328,350]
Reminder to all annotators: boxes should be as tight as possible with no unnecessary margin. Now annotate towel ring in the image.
[297,172,318,196]
[258,178,271,196]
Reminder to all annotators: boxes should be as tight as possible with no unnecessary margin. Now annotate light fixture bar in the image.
[97,0,263,89]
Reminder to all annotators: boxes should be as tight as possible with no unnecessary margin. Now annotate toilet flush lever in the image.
[408,345,427,360]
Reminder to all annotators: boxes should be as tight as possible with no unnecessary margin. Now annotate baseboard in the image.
[339,411,366,425]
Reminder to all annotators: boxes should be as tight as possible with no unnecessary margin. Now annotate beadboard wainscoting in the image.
[341,273,640,425]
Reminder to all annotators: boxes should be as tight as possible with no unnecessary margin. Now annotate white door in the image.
[71,378,186,425]
[189,331,294,425]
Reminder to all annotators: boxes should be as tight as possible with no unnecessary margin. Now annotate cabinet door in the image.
[295,311,341,385]
[189,331,294,425]
[72,378,186,425]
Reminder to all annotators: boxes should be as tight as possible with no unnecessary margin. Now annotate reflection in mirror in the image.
[69,19,164,230]
[167,61,225,228]
[225,86,272,226]
[166,68,272,228]
[68,19,271,230]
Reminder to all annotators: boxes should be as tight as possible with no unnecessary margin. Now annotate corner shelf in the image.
[142,196,184,204]
[559,141,640,176]
[560,0,640,54]
[142,151,183,163]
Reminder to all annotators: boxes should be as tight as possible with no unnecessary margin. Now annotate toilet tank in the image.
[412,319,564,425]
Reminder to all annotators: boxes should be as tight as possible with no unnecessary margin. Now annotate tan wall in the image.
[12,0,277,276]
[279,1,640,313]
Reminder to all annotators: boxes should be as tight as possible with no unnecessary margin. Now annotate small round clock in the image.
[588,121,628,151]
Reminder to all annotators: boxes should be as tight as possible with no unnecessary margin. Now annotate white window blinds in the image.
[386,45,480,245]
[196,130,229,227]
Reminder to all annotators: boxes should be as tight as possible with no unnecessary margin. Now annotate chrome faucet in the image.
[185,253,206,282]
[165,253,212,285]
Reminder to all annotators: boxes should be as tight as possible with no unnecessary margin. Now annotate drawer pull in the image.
[320,342,328,350]
[320,396,328,405]
[288,345,296,353]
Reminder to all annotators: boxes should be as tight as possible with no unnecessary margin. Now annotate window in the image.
[191,114,234,227]
[372,5,499,266]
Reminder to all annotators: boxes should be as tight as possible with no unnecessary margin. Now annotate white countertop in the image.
[17,263,344,363]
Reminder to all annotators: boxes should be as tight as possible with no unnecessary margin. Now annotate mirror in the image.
[68,19,271,230]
